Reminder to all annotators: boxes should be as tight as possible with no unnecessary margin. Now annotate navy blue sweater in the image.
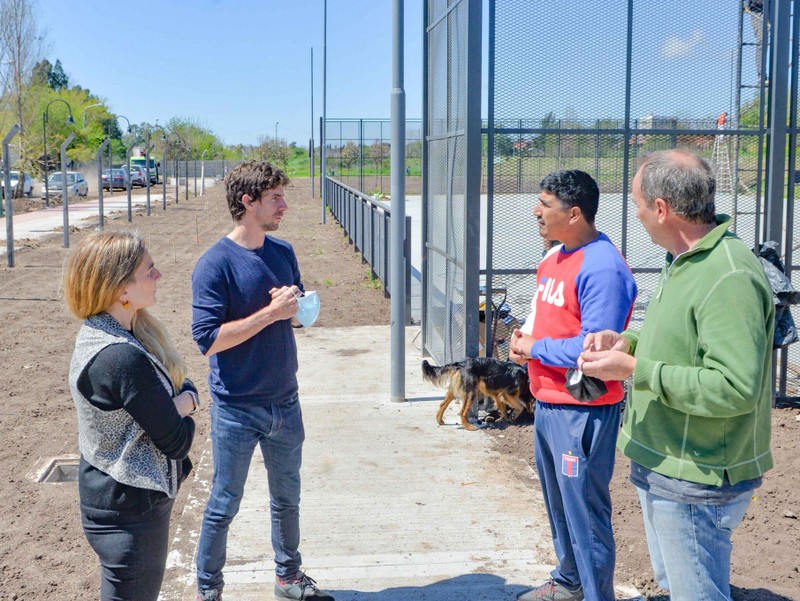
[192,235,303,406]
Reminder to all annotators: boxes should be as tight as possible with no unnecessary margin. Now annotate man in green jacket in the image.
[579,149,774,601]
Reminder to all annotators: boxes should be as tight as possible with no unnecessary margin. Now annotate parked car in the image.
[102,168,129,191]
[1,171,33,197]
[127,165,147,187]
[41,172,88,198]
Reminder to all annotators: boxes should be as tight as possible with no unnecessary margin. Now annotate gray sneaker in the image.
[274,571,335,601]
[196,589,222,601]
[516,578,583,601]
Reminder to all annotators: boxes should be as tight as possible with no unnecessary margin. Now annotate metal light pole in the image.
[97,138,110,230]
[43,99,75,207]
[3,124,21,266]
[275,121,279,140]
[200,148,209,195]
[61,132,76,248]
[321,0,327,223]
[310,46,315,197]
[390,0,406,403]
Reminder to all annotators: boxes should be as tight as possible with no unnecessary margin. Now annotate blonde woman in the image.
[65,231,197,601]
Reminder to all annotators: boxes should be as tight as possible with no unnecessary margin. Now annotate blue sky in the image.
[39,0,424,146]
[38,1,758,146]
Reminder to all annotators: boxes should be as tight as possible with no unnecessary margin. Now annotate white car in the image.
[1,171,33,197]
[41,171,89,199]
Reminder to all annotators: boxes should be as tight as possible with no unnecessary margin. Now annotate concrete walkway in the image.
[161,325,644,601]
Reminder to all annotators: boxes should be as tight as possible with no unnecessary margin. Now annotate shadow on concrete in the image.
[328,573,528,600]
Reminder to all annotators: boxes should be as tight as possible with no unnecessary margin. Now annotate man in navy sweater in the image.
[192,161,334,601]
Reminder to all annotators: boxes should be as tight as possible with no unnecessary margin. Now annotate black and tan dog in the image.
[422,357,534,431]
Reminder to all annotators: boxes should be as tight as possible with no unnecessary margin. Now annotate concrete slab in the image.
[162,326,643,601]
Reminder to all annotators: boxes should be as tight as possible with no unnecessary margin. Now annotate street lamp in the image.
[42,99,75,207]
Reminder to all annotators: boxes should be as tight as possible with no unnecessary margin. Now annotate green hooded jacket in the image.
[619,215,774,486]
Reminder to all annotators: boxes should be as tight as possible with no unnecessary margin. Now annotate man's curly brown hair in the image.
[225,160,291,221]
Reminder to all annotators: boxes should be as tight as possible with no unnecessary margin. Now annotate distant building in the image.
[637,114,679,130]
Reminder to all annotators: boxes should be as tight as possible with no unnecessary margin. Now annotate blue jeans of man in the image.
[196,395,305,593]
[534,400,620,601]
[636,486,753,601]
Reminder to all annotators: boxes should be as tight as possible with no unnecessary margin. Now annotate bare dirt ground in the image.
[0,178,390,600]
[0,177,797,600]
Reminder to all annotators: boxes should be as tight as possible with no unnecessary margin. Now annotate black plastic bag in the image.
[757,241,800,348]
[564,368,608,403]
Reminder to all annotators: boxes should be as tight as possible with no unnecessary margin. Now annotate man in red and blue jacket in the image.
[510,170,637,601]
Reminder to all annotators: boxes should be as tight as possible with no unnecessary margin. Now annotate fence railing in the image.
[325,176,411,324]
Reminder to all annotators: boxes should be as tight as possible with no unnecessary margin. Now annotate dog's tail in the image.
[421,359,460,388]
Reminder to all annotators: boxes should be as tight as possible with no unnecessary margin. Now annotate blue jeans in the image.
[636,486,753,601]
[196,396,305,592]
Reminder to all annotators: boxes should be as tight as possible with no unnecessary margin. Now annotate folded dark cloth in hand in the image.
[564,368,608,402]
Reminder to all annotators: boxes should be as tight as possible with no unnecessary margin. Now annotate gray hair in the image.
[638,150,716,224]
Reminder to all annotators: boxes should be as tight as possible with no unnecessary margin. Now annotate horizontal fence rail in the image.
[325,176,411,324]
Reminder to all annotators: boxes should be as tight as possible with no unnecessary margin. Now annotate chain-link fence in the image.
[485,0,800,396]
[322,119,422,197]
[421,0,483,364]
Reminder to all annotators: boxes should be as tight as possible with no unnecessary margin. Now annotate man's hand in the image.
[583,329,630,353]
[579,349,636,381]
[268,285,301,321]
[510,329,535,363]
[508,347,528,365]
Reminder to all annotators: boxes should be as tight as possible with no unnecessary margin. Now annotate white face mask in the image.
[294,290,320,327]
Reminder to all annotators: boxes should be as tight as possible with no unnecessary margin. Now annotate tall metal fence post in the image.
[201,149,208,195]
[126,145,134,221]
[405,215,412,325]
[765,0,791,248]
[61,132,76,248]
[390,0,406,403]
[3,124,21,267]
[145,145,154,217]
[359,118,364,194]
[163,149,168,210]
[185,149,190,201]
[97,138,110,230]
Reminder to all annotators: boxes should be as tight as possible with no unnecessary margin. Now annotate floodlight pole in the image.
[321,0,327,223]
[311,46,315,197]
[3,124,21,266]
[390,0,406,403]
